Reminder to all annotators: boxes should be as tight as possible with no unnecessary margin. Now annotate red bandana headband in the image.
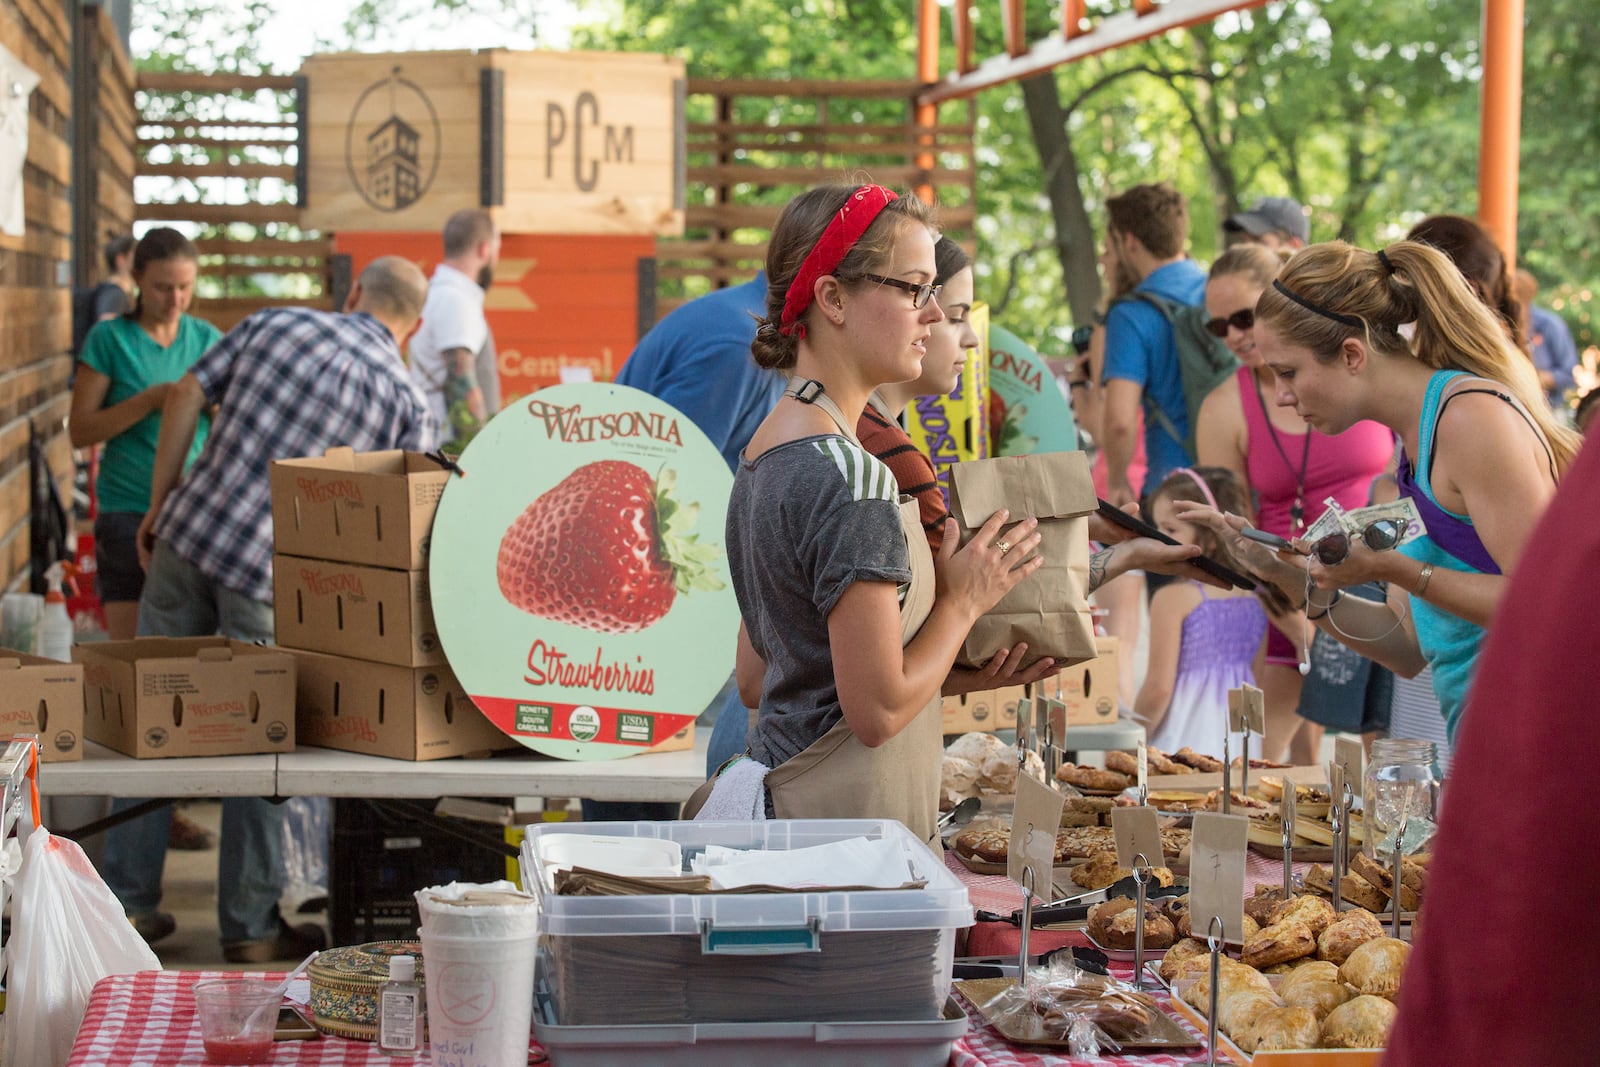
[778,184,899,337]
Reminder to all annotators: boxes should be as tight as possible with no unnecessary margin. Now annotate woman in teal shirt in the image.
[71,228,221,639]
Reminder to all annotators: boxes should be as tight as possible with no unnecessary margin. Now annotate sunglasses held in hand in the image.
[1312,518,1410,566]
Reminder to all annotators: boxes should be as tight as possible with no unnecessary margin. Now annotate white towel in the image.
[693,757,770,821]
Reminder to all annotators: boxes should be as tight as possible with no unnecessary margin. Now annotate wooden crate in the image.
[298,49,686,236]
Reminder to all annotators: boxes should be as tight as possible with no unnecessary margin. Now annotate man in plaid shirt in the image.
[101,256,437,962]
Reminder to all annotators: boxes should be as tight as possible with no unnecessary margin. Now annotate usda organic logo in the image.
[568,706,601,742]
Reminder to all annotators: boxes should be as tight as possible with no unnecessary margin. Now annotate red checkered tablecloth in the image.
[66,970,548,1066]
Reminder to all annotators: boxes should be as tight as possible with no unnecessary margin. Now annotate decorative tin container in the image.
[307,939,426,1040]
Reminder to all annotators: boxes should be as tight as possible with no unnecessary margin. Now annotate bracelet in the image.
[1414,562,1434,598]
[1307,589,1344,621]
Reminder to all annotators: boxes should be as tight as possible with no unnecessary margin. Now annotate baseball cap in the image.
[1224,197,1309,243]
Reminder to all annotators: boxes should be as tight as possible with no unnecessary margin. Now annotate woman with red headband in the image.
[696,185,1209,841]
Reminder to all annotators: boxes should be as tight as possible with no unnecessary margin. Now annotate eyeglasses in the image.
[1204,308,1256,338]
[1312,518,1409,566]
[861,273,942,310]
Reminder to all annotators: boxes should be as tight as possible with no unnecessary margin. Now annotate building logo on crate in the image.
[53,730,76,754]
[345,67,442,213]
[267,720,290,743]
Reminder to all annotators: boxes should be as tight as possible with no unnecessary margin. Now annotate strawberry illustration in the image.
[496,460,724,634]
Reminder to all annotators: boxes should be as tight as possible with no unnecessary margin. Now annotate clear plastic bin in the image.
[522,819,973,1027]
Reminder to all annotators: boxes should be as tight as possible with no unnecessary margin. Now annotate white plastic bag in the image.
[4,830,161,1067]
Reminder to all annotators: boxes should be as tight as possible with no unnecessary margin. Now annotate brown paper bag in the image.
[947,450,1098,670]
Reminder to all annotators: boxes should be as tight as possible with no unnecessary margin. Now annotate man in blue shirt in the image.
[1099,183,1209,504]
[604,273,784,792]
[1515,269,1580,410]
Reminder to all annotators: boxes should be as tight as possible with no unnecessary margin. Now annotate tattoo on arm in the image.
[444,347,486,420]
[1088,544,1114,594]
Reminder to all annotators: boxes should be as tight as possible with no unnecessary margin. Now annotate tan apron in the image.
[758,392,945,848]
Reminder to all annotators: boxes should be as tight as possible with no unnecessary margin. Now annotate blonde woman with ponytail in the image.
[1178,240,1579,740]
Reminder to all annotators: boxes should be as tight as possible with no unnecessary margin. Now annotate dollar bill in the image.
[1340,498,1427,547]
[1304,497,1348,545]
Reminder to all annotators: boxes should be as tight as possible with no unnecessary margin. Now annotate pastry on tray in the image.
[1241,920,1316,969]
[1217,988,1284,1039]
[1159,937,1211,982]
[1069,850,1175,891]
[1276,959,1340,996]
[1244,886,1292,926]
[1281,977,1354,1021]
[1321,994,1397,1048]
[1099,902,1177,950]
[1317,908,1385,965]
[1303,864,1391,912]
[1339,937,1411,999]
[1159,826,1192,857]
[1204,788,1273,815]
[1350,852,1422,911]
[952,826,1011,863]
[1266,894,1338,937]
[1053,824,1118,859]
[1183,957,1273,1014]
[1055,763,1134,793]
[1171,747,1224,773]
[1104,750,1141,777]
[1238,1004,1320,1053]
[1178,909,1258,944]
[1146,745,1195,776]
[1147,790,1208,813]
[1063,795,1116,815]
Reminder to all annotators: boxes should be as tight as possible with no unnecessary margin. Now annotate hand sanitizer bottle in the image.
[377,954,424,1056]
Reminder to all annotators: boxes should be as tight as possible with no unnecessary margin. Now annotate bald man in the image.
[104,256,438,962]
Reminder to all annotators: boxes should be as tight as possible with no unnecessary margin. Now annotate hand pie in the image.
[1317,908,1386,965]
[1280,978,1354,1021]
[1238,1005,1320,1052]
[1217,989,1284,1039]
[1267,894,1338,937]
[1179,907,1258,943]
[1159,937,1212,983]
[1321,994,1398,1048]
[1276,959,1341,997]
[1183,957,1273,1012]
[1339,936,1411,998]
[1241,920,1317,969]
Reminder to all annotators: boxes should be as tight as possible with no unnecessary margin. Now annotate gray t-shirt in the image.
[729,434,913,769]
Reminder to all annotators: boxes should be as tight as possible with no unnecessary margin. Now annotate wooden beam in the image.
[138,71,297,93]
[920,0,1273,105]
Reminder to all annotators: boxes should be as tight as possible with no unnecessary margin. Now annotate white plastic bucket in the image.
[419,931,539,1067]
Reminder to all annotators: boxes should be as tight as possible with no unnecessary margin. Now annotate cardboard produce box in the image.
[292,649,518,760]
[74,638,295,758]
[0,650,85,762]
[270,448,449,571]
[1038,636,1120,726]
[273,554,444,667]
[941,684,1026,735]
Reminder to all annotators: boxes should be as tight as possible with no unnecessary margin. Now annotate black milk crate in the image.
[330,798,508,946]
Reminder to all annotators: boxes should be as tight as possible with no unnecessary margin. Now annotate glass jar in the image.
[1361,738,1441,860]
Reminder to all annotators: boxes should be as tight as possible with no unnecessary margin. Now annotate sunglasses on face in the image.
[1312,518,1409,566]
[1204,307,1255,338]
[861,273,942,310]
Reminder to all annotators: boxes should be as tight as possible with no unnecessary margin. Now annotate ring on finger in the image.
[996,539,1012,555]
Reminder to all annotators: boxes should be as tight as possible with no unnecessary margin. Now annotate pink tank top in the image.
[1238,368,1395,535]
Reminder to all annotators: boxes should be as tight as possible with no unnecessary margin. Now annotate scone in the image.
[1241,920,1317,969]
[1321,994,1398,1048]
[1071,850,1175,890]
[1086,897,1138,944]
[1238,1005,1320,1053]
[1339,936,1411,999]
[1281,978,1354,1021]
[1317,908,1386,965]
[1267,894,1338,937]
[1100,903,1177,950]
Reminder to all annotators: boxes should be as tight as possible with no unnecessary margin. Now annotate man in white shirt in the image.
[409,209,502,445]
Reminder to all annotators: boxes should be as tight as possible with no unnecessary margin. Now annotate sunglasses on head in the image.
[1204,308,1255,338]
[1312,518,1409,566]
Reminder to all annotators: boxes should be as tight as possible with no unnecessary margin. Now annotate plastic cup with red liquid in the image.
[193,978,280,1064]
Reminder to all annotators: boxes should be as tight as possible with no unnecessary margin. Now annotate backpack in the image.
[70,281,122,356]
[1112,290,1241,461]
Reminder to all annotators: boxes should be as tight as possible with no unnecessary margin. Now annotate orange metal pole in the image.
[915,0,940,203]
[1478,0,1523,264]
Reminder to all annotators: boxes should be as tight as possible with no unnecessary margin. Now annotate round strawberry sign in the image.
[429,383,739,760]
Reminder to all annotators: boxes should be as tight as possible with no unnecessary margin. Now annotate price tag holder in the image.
[1280,782,1297,897]
[1227,689,1244,733]
[1188,813,1248,945]
[1010,771,1066,888]
[1112,805,1164,869]
[1136,736,1148,806]
[1335,736,1363,787]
